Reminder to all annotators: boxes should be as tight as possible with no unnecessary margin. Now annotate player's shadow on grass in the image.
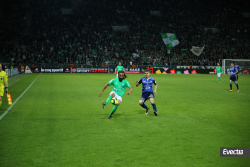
[100,113,124,119]
[135,110,146,114]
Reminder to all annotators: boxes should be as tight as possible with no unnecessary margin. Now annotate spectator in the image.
[132,63,136,69]
[1,0,249,66]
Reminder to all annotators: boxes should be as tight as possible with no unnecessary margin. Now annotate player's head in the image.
[118,70,127,82]
[231,62,234,67]
[235,62,238,65]
[119,62,121,66]
[217,63,220,66]
[0,64,2,72]
[144,69,150,78]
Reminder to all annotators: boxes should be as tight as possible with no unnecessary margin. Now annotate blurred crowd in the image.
[1,0,249,67]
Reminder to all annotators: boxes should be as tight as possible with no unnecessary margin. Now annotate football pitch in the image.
[0,73,249,167]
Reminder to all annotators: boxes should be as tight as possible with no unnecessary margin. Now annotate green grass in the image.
[0,73,250,167]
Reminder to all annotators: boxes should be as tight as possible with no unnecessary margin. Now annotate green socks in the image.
[218,78,220,81]
[106,96,119,117]
[106,96,112,105]
[109,105,118,117]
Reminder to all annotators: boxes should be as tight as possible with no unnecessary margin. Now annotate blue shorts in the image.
[140,92,154,102]
[229,76,237,83]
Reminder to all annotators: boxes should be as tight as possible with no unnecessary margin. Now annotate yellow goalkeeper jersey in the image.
[0,70,8,87]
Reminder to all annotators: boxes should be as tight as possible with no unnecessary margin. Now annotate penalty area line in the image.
[0,74,42,121]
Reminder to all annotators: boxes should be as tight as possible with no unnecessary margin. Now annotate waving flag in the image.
[190,45,205,56]
[161,33,180,50]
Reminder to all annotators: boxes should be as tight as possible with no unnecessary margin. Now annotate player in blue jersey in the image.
[229,62,239,92]
[136,69,158,116]
[234,62,239,81]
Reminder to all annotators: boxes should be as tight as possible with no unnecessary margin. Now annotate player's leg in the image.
[102,92,115,108]
[217,73,221,83]
[0,87,3,107]
[149,97,158,116]
[108,94,122,119]
[139,100,147,109]
[0,96,2,108]
[237,74,239,81]
[139,93,149,113]
[139,98,149,114]
[235,81,239,92]
[229,78,233,91]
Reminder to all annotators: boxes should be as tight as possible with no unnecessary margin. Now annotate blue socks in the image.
[152,103,157,112]
[230,84,239,90]
[140,103,148,109]
[140,103,157,112]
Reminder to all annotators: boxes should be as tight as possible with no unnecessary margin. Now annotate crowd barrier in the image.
[5,67,249,75]
[32,67,230,74]
[5,68,18,77]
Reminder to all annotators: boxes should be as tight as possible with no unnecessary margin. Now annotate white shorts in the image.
[217,73,221,77]
[110,91,122,102]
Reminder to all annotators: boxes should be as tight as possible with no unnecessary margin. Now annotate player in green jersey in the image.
[215,63,223,83]
[114,62,125,78]
[99,71,133,119]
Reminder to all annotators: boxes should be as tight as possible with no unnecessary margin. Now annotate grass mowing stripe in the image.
[0,74,41,121]
[8,74,31,86]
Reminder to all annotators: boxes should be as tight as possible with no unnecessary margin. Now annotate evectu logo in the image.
[223,149,243,155]
[220,147,250,157]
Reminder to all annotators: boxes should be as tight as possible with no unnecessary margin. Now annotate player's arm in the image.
[136,78,142,87]
[153,80,157,95]
[228,71,231,77]
[126,81,133,95]
[233,67,237,75]
[99,83,109,97]
[4,72,8,93]
[127,86,133,95]
[114,68,117,74]
[5,82,8,93]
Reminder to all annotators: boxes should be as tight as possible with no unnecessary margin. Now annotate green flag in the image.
[160,33,180,50]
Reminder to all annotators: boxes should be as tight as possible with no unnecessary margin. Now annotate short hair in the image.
[231,62,234,65]
[144,69,150,73]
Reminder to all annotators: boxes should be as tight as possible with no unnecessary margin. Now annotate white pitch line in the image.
[0,74,41,121]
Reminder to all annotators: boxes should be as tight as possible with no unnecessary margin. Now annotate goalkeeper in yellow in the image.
[0,64,8,108]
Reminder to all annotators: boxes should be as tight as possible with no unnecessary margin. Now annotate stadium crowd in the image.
[1,0,249,67]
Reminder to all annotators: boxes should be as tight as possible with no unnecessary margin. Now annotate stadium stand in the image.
[0,0,249,68]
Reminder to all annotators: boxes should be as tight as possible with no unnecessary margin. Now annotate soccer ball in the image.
[111,97,118,105]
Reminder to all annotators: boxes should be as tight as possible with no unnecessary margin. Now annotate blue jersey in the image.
[138,77,157,93]
[234,65,239,72]
[229,67,237,77]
